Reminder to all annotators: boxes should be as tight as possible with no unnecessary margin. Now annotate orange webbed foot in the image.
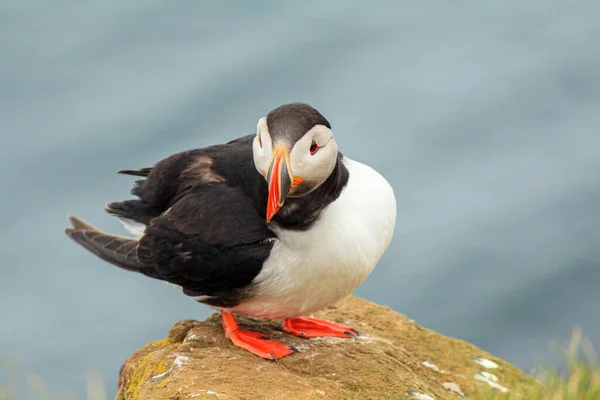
[282,316,359,339]
[221,311,295,360]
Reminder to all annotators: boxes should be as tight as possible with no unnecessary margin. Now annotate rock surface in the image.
[117,296,543,399]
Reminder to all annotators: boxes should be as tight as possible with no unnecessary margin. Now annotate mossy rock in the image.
[117,296,544,399]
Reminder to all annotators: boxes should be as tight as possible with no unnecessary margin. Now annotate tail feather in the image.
[117,167,152,177]
[105,201,156,225]
[68,215,97,230]
[65,215,160,279]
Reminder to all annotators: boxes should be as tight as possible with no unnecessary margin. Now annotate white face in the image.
[253,117,339,197]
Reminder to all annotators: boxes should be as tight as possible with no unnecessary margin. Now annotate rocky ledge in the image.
[117,296,543,399]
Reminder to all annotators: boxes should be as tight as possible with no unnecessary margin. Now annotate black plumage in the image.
[65,103,349,308]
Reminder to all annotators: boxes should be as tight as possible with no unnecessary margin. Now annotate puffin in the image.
[65,102,396,360]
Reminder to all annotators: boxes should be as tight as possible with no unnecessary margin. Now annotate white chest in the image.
[231,157,397,319]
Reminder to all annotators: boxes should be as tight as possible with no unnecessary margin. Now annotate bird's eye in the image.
[258,135,262,148]
[310,140,319,155]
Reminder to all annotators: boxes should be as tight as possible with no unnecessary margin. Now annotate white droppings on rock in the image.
[442,382,464,397]
[474,372,509,393]
[186,333,200,341]
[422,360,440,372]
[407,391,435,400]
[153,354,189,382]
[147,369,172,383]
[474,357,499,369]
[480,371,499,382]
[174,355,189,368]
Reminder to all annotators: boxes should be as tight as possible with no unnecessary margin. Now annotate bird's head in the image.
[253,103,339,223]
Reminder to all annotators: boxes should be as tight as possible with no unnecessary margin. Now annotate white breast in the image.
[231,157,397,319]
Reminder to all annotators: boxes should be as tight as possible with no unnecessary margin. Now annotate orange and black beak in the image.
[265,146,293,223]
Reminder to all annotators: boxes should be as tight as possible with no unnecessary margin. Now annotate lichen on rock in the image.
[117,296,544,399]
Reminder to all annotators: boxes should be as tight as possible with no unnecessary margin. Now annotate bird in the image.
[65,102,397,360]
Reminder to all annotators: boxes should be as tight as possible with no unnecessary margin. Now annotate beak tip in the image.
[265,206,278,224]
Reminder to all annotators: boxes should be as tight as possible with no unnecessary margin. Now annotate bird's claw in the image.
[344,329,360,339]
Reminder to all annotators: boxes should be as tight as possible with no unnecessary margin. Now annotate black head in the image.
[253,103,340,223]
[266,103,331,146]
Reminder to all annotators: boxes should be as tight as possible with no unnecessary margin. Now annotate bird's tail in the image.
[64,215,159,278]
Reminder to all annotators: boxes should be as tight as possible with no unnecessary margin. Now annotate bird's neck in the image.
[272,153,349,231]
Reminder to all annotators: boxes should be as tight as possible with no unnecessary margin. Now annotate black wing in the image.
[106,134,265,225]
[136,184,275,306]
[67,134,276,307]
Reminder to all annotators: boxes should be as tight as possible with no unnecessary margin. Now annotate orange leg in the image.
[221,311,296,360]
[282,317,359,339]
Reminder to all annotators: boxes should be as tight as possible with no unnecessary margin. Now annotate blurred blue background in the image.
[1,1,599,398]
